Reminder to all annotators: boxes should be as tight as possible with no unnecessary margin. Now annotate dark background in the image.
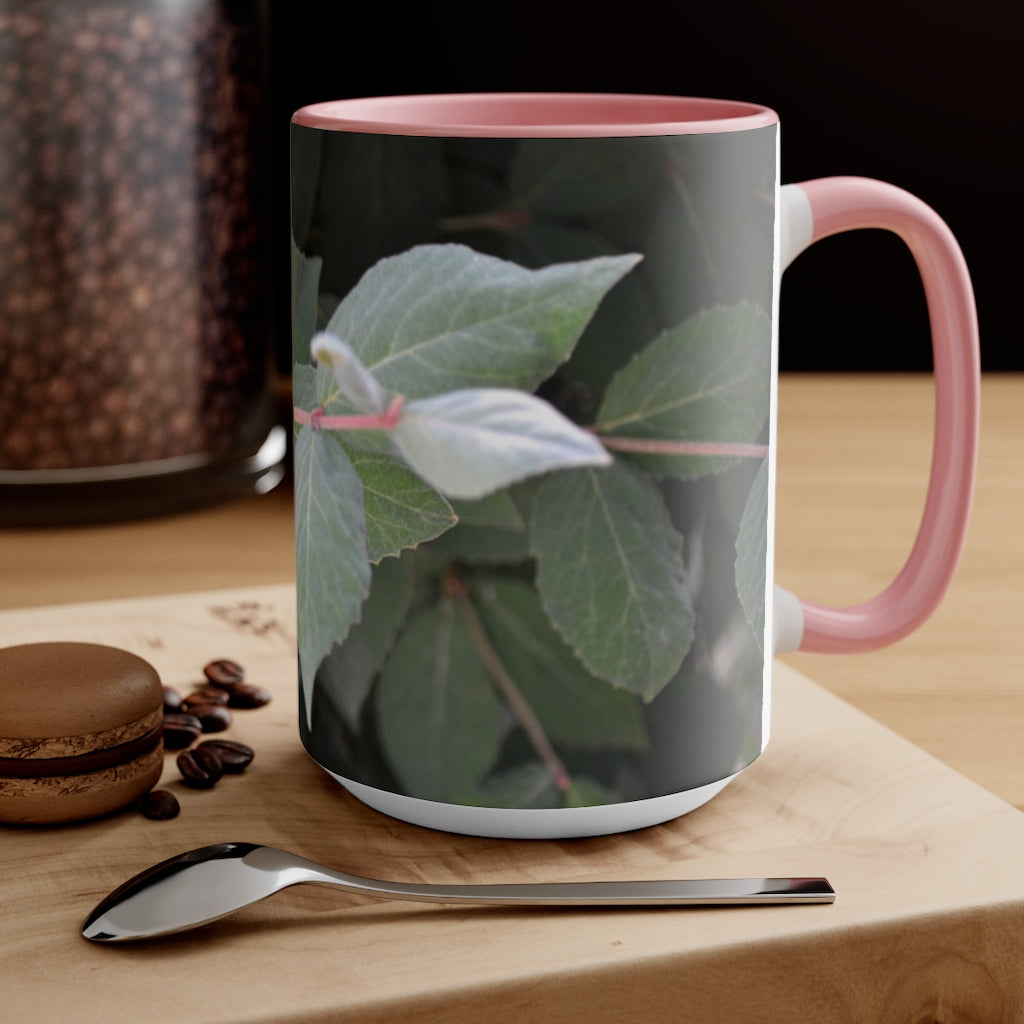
[266,0,1017,372]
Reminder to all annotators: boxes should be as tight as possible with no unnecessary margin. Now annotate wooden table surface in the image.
[2,374,1021,810]
[3,584,1024,1023]
[2,373,1023,1023]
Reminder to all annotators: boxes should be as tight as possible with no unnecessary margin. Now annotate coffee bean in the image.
[139,789,181,820]
[177,746,224,789]
[163,712,203,749]
[227,684,272,709]
[203,658,245,689]
[197,739,254,773]
[194,704,233,733]
[182,687,229,710]
[162,686,183,713]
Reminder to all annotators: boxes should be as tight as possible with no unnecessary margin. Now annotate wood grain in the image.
[2,584,1023,1023]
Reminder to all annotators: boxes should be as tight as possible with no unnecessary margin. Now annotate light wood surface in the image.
[775,374,1024,811]
[2,584,1023,1023]
[2,374,1021,809]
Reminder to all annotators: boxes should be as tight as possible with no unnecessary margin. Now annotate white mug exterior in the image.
[324,766,741,839]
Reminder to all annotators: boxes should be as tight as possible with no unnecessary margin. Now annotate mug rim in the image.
[291,92,779,137]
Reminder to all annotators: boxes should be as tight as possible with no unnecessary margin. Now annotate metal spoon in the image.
[81,841,835,942]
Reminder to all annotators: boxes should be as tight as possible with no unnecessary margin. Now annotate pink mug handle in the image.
[776,177,980,654]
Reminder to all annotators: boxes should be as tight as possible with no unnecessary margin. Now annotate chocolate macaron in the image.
[0,642,164,824]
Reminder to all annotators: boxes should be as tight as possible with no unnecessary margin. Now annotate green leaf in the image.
[314,132,447,301]
[431,493,529,563]
[292,363,319,439]
[291,241,323,367]
[392,388,611,500]
[347,448,456,562]
[639,134,777,325]
[595,303,772,478]
[326,243,641,399]
[374,598,506,802]
[294,424,372,727]
[560,776,621,808]
[474,580,647,751]
[466,762,561,809]
[532,462,694,701]
[735,457,769,652]
[510,137,666,218]
[450,492,524,530]
[289,122,323,248]
[293,361,358,422]
[313,555,416,728]
[469,763,620,810]
[430,522,530,565]
[296,364,459,560]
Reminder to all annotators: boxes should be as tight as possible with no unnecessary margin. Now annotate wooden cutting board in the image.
[2,585,1022,1023]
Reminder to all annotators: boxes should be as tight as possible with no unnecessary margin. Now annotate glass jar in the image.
[0,0,284,524]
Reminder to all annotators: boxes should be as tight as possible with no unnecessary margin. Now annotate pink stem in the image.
[596,434,768,458]
[294,395,405,432]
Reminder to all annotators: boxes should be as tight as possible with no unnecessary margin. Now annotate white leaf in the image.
[392,389,611,500]
[310,332,387,414]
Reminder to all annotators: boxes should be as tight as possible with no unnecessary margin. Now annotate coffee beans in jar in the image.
[0,0,284,524]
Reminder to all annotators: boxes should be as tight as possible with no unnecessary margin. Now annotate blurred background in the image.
[0,0,1015,524]
[270,0,1017,372]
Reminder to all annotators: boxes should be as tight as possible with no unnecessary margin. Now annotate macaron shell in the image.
[0,642,163,746]
[0,744,163,824]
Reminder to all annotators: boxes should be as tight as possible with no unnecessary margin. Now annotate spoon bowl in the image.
[81,841,834,942]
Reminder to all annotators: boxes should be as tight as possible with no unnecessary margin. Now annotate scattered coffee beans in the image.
[162,686,183,713]
[182,688,230,710]
[226,684,272,709]
[177,747,224,789]
[203,659,246,689]
[162,712,203,749]
[141,658,266,817]
[194,704,233,733]
[197,739,254,774]
[139,789,181,821]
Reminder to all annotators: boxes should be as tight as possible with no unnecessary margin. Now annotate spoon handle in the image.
[258,847,835,906]
[314,872,836,907]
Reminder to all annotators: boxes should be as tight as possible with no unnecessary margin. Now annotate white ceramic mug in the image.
[290,94,979,838]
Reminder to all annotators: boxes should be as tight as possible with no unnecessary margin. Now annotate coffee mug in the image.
[289,94,979,839]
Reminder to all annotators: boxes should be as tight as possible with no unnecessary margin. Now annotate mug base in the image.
[319,768,742,839]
